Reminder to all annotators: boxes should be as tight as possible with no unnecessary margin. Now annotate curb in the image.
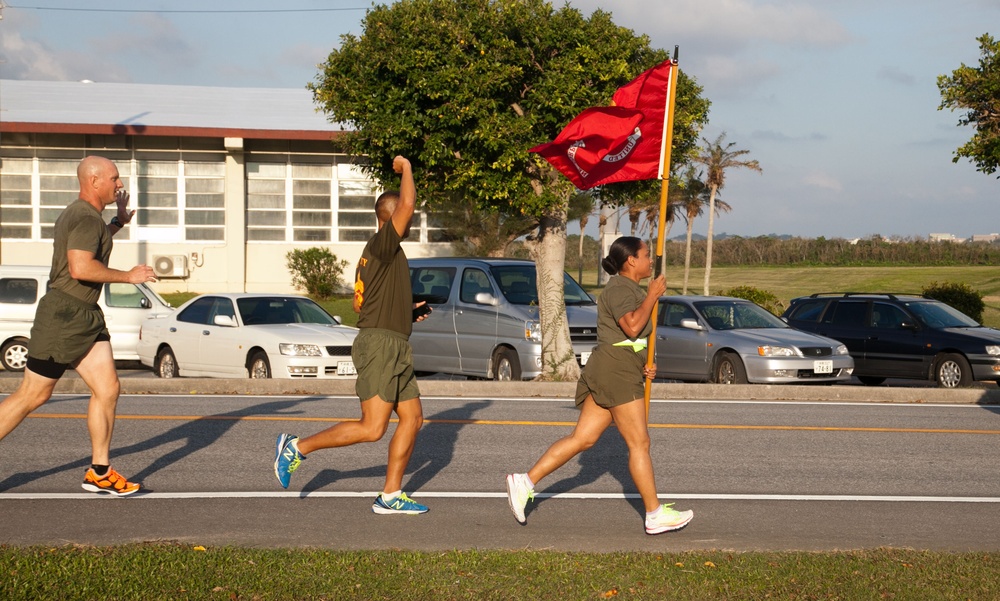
[2,377,997,404]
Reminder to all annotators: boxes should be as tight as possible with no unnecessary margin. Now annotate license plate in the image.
[580,351,591,366]
[813,360,833,374]
[337,361,357,376]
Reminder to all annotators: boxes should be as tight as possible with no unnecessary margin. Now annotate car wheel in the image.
[1,338,29,372]
[857,376,886,386]
[249,351,271,379]
[714,352,747,384]
[493,347,521,382]
[155,347,179,378]
[935,353,972,388]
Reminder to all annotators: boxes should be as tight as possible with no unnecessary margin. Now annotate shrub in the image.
[921,281,985,322]
[717,285,784,316]
[286,247,350,300]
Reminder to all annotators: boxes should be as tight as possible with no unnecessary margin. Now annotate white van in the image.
[0,265,174,371]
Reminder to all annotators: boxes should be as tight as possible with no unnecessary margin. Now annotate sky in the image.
[0,0,996,241]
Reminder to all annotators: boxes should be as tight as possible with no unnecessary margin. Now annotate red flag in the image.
[529,60,672,189]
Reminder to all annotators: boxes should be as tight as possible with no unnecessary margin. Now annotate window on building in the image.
[0,158,33,239]
[0,153,223,242]
[336,163,377,242]
[39,159,81,239]
[247,161,289,241]
[292,164,333,242]
[183,162,226,241]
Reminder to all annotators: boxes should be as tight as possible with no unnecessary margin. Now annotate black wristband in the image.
[110,216,124,228]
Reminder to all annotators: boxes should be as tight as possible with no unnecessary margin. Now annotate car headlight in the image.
[758,345,795,357]
[835,344,849,355]
[525,321,541,342]
[279,343,322,356]
[986,345,1000,356]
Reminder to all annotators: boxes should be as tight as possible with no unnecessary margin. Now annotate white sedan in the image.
[137,293,357,379]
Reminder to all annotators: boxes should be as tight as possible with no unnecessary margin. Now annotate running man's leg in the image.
[526,394,612,486]
[73,340,120,465]
[609,398,659,512]
[384,396,423,494]
[296,395,395,455]
[0,369,59,442]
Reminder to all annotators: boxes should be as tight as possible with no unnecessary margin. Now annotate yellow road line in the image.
[26,413,1000,435]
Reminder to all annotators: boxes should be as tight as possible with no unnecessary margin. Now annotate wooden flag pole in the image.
[644,48,680,418]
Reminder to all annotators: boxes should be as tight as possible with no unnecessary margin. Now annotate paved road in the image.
[1,391,998,551]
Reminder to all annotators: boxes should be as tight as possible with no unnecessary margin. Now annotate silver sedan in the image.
[654,296,854,384]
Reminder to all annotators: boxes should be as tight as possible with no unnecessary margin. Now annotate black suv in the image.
[782,293,1000,388]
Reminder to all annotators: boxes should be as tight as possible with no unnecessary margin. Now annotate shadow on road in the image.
[0,397,322,491]
[298,400,491,495]
[532,427,646,519]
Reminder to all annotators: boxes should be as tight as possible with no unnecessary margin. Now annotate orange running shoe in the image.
[81,467,141,496]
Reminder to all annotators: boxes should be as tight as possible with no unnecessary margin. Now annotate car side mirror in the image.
[140,297,151,309]
[475,292,498,306]
[680,318,704,331]
[332,315,342,325]
[213,315,237,327]
[900,321,918,330]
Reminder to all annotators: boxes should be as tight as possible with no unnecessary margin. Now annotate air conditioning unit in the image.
[152,255,189,278]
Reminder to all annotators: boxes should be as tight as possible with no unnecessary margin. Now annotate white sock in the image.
[382,489,402,500]
[522,474,535,489]
[290,439,303,456]
[646,505,663,518]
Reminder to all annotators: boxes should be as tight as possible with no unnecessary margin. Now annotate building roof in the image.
[0,79,343,140]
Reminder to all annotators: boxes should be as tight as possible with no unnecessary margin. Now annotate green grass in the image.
[2,544,997,600]
[162,265,1000,330]
[578,265,1000,328]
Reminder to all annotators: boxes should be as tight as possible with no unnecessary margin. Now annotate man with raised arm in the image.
[274,155,432,514]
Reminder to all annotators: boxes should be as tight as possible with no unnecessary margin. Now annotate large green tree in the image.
[938,34,1000,176]
[311,0,709,380]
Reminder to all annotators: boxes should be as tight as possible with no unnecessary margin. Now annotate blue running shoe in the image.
[372,492,428,515]
[274,433,304,489]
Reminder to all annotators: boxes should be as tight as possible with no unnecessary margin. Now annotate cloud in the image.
[570,0,851,95]
[801,171,843,192]
[0,29,72,80]
[575,0,850,50]
[752,130,828,142]
[0,11,131,82]
[90,14,199,75]
[876,65,916,85]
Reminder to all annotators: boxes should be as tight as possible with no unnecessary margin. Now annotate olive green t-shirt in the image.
[354,222,412,337]
[48,199,112,305]
[597,275,652,345]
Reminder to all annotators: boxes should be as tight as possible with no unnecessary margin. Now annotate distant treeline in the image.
[661,236,1000,267]
[509,235,1000,267]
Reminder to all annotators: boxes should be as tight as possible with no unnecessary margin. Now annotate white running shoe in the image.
[645,503,693,535]
[505,473,534,524]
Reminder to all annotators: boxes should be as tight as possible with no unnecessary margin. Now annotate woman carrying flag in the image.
[504,235,693,535]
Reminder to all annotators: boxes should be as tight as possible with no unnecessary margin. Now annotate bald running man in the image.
[0,156,156,496]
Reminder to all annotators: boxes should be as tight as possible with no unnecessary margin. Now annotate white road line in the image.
[2,491,999,502]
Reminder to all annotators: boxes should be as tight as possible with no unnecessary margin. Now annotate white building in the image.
[0,80,451,294]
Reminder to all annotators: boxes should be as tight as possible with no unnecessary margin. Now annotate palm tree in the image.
[643,195,680,275]
[673,168,731,294]
[567,191,596,284]
[693,133,761,294]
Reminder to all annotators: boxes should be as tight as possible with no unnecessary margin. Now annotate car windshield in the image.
[236,297,338,326]
[490,265,595,306]
[694,300,788,330]
[905,300,979,328]
[139,283,173,309]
